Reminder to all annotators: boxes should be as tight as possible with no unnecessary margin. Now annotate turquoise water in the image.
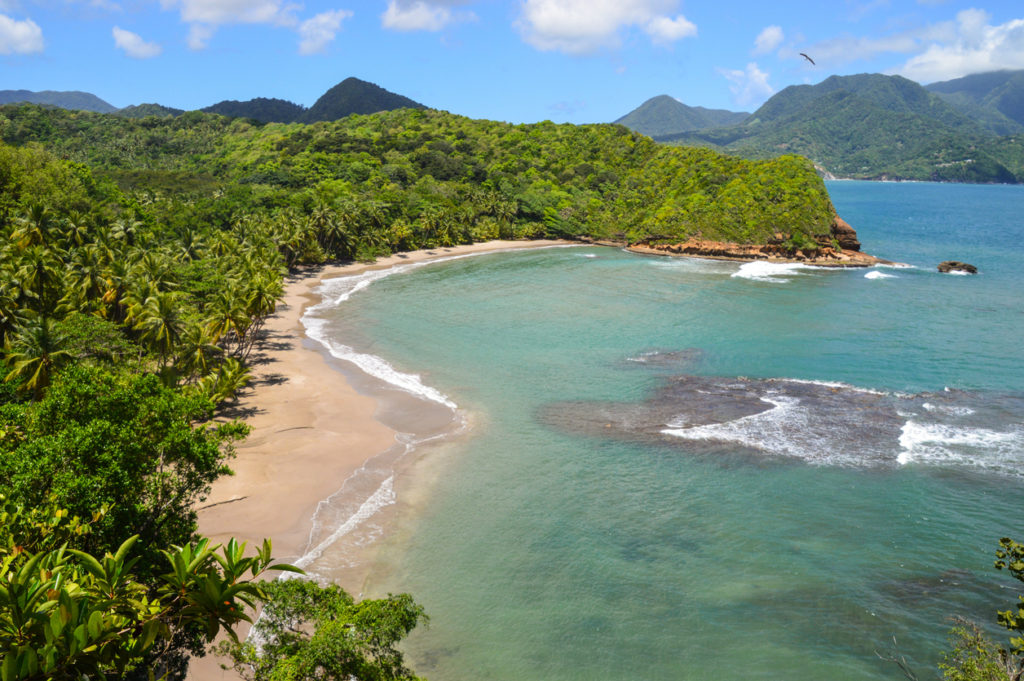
[306,181,1024,680]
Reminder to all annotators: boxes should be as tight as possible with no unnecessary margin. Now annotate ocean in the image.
[300,180,1024,680]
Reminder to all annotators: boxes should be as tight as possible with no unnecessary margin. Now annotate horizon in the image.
[1,1,1022,124]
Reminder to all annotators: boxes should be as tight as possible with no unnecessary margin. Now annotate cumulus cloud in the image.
[298,8,351,54]
[898,10,1024,82]
[796,8,1024,83]
[719,62,775,107]
[517,0,697,54]
[754,25,783,55]
[112,26,161,58]
[160,0,299,48]
[645,14,696,44]
[381,0,474,32]
[0,13,43,54]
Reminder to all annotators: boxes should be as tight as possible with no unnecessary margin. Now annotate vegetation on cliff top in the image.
[0,104,836,249]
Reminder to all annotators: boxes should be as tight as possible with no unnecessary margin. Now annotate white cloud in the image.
[517,0,697,55]
[719,62,775,107]
[298,8,351,54]
[160,0,299,49]
[112,26,161,58]
[381,0,474,32]
[754,25,783,55]
[645,14,696,44]
[898,10,1024,83]
[0,13,43,54]
[187,22,214,49]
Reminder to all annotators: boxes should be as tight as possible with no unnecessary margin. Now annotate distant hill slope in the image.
[116,103,184,119]
[0,90,116,113]
[665,72,1022,183]
[202,97,306,123]
[301,77,425,123]
[927,70,1024,135]
[615,95,748,138]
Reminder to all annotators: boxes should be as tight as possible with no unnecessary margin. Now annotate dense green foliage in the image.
[0,366,246,578]
[0,103,836,248]
[0,498,299,681]
[662,73,1024,183]
[218,579,426,681]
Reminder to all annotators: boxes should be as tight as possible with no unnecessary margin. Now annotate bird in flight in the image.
[800,53,816,65]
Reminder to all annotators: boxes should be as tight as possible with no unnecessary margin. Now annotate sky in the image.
[1,0,1023,123]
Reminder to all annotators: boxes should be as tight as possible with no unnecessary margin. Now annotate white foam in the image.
[663,395,820,458]
[897,421,1022,469]
[922,402,976,416]
[943,270,973,276]
[293,476,396,571]
[301,257,494,409]
[731,261,818,282]
[865,270,895,280]
[770,376,890,396]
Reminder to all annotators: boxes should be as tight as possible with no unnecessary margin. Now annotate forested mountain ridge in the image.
[0,103,837,251]
[615,95,749,138]
[657,73,1024,183]
[926,69,1024,135]
[202,97,306,123]
[0,89,117,113]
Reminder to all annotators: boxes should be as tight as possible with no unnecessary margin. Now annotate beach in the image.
[189,239,570,679]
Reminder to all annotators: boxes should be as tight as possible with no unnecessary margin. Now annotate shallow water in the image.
[302,181,1024,680]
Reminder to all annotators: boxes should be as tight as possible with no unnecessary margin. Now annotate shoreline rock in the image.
[623,217,887,268]
[937,261,977,274]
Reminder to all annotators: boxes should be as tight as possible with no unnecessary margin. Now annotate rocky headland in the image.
[625,217,889,267]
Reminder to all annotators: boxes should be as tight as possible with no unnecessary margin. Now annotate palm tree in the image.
[133,291,184,367]
[175,322,223,383]
[4,317,72,400]
[11,204,59,248]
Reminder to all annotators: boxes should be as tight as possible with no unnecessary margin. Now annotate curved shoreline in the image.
[196,240,574,578]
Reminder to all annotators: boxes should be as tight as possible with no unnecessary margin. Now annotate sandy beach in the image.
[189,239,571,679]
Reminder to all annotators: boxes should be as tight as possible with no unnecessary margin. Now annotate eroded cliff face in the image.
[826,217,861,251]
[627,216,884,267]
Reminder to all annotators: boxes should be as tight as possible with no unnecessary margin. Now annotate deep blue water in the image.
[303,181,1024,680]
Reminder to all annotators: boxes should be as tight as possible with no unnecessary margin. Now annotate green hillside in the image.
[0,89,117,113]
[202,97,306,123]
[0,104,836,249]
[116,103,185,119]
[301,77,425,122]
[615,95,748,138]
[665,73,1023,183]
[927,70,1024,134]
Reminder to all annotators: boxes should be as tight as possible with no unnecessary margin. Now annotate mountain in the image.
[196,79,425,124]
[302,77,425,123]
[116,103,184,119]
[0,90,116,113]
[664,73,1022,183]
[926,70,1024,135]
[615,95,748,138]
[202,97,306,123]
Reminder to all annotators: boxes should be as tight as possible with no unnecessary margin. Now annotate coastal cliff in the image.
[626,216,886,267]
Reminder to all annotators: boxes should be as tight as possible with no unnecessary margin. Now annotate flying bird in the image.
[800,53,816,65]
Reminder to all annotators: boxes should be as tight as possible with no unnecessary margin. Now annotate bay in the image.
[306,180,1024,680]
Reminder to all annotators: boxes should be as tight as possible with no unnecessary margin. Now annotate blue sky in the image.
[1,0,1022,123]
